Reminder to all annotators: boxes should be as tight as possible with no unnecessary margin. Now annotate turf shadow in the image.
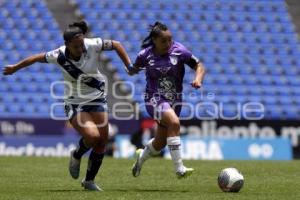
[45,189,84,193]
[106,188,190,193]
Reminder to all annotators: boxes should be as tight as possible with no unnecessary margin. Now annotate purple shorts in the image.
[144,96,182,119]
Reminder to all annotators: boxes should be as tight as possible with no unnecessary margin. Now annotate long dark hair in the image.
[141,21,168,49]
[63,21,88,42]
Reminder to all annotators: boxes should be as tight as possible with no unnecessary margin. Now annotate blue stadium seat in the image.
[1,0,298,119]
[23,103,37,114]
[8,104,23,114]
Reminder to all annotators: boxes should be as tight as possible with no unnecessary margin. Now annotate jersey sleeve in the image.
[180,45,200,70]
[45,48,60,64]
[88,37,115,53]
[87,38,104,53]
[134,49,147,68]
[102,39,113,51]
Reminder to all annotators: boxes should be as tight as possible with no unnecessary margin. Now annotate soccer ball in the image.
[217,168,244,192]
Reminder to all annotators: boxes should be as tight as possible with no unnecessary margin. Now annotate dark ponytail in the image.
[63,21,88,42]
[141,21,168,49]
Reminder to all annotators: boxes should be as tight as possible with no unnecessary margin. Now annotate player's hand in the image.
[125,64,140,76]
[3,65,17,75]
[191,79,202,89]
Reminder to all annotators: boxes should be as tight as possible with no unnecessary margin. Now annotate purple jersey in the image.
[135,41,199,104]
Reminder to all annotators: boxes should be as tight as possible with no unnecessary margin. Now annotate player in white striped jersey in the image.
[3,21,133,191]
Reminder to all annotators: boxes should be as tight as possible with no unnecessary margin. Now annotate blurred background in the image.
[0,0,299,160]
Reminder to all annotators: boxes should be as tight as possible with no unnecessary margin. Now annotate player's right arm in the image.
[2,53,46,75]
[125,49,146,76]
[125,63,142,76]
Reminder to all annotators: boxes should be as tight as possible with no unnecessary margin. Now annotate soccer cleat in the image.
[176,167,194,179]
[69,150,81,179]
[132,149,143,177]
[81,179,103,191]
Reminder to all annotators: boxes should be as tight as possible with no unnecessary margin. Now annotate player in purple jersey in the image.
[126,22,206,178]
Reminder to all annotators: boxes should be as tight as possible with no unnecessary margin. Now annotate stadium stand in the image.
[0,0,299,120]
[0,0,64,118]
[74,0,300,119]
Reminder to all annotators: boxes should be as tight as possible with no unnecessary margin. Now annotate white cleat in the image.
[176,167,194,179]
[132,149,143,177]
[69,150,81,179]
[81,179,103,191]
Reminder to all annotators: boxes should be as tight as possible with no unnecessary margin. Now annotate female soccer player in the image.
[126,21,206,179]
[3,21,133,191]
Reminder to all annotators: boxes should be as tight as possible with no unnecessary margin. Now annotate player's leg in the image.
[140,123,167,163]
[132,123,167,177]
[160,109,194,178]
[70,114,92,162]
[70,112,103,191]
[82,112,108,186]
[152,123,167,150]
[72,137,90,160]
[69,112,99,179]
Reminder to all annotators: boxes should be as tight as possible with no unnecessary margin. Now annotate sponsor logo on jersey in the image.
[148,59,155,66]
[156,66,171,74]
[170,56,178,65]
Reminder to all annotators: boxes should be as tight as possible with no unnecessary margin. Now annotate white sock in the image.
[167,136,184,173]
[139,138,160,165]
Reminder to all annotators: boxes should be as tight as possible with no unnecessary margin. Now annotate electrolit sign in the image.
[115,135,292,160]
[0,136,78,157]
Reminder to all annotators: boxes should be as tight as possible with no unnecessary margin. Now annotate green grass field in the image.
[0,157,299,200]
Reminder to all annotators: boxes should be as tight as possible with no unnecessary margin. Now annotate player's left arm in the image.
[111,40,135,73]
[112,40,142,76]
[96,38,138,75]
[181,43,206,88]
[191,62,206,89]
[184,53,206,89]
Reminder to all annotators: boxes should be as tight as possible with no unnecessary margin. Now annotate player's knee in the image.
[85,132,101,148]
[93,144,106,154]
[153,142,166,151]
[168,119,180,132]
[98,129,109,143]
